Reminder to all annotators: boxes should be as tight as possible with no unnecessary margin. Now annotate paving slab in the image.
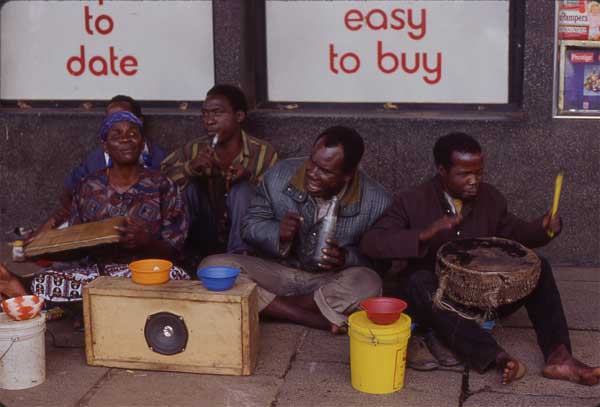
[296,328,349,363]
[254,321,307,378]
[1,267,599,407]
[45,318,86,349]
[297,326,463,373]
[464,391,598,407]
[0,347,108,407]
[85,368,283,407]
[275,359,463,407]
[0,321,301,407]
[294,321,600,403]
[502,281,600,330]
[554,267,600,282]
[468,327,600,400]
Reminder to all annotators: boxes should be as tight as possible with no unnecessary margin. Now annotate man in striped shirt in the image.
[161,85,278,258]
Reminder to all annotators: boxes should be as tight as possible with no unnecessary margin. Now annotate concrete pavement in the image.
[1,267,599,407]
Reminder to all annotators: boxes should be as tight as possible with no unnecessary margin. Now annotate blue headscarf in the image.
[99,111,144,141]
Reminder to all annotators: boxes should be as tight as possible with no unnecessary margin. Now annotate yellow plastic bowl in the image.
[129,259,172,285]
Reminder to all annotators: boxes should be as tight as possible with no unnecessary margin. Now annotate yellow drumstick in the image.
[548,172,564,238]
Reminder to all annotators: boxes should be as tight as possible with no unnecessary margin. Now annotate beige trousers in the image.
[198,254,382,327]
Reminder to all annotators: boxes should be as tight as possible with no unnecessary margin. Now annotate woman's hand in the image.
[115,218,151,249]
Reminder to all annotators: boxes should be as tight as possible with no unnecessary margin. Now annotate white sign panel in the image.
[1,0,213,101]
[266,0,509,103]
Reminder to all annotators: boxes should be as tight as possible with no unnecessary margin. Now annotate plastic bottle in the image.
[12,240,25,262]
[313,196,339,264]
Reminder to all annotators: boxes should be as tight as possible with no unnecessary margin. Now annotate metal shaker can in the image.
[12,240,25,262]
[313,196,339,265]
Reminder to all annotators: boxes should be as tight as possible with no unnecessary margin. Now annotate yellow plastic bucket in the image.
[348,310,411,394]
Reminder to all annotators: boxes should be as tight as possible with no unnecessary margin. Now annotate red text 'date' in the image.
[67,45,139,77]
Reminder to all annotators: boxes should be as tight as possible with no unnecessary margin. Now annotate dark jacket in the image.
[241,158,392,271]
[360,176,552,272]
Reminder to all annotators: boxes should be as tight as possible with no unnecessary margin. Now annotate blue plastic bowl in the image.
[197,266,240,291]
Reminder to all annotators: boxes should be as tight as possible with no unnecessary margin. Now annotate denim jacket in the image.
[241,158,391,272]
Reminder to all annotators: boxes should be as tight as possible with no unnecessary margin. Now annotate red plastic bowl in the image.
[360,297,407,325]
[1,295,45,321]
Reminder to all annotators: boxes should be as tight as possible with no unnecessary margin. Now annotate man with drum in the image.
[361,132,600,386]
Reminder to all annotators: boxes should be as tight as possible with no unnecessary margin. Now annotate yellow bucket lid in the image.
[349,311,411,343]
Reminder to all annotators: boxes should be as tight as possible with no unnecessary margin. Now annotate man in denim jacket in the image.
[199,126,391,333]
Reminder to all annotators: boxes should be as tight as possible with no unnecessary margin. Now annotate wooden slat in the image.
[83,285,94,365]
[25,217,124,257]
[86,359,243,376]
[86,277,256,303]
[241,287,260,375]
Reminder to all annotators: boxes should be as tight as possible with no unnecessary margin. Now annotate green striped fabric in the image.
[161,130,278,191]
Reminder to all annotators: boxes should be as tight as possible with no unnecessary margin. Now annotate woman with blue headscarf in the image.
[31,112,189,315]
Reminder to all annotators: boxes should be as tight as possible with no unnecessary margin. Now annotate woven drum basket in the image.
[435,237,541,309]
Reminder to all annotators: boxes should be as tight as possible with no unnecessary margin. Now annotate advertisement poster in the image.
[563,49,600,111]
[1,1,214,101]
[558,0,600,40]
[266,0,509,103]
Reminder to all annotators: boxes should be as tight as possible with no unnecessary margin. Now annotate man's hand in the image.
[279,212,303,243]
[51,205,71,228]
[0,263,27,298]
[419,214,463,242]
[317,239,346,271]
[226,163,251,185]
[542,208,562,237]
[190,146,215,173]
[115,218,151,249]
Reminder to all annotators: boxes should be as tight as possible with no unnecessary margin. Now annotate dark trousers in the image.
[398,258,571,372]
[184,180,256,257]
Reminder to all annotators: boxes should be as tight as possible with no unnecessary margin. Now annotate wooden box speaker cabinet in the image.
[83,276,259,375]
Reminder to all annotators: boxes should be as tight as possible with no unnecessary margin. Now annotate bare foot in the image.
[496,352,527,385]
[542,344,600,386]
[330,324,347,335]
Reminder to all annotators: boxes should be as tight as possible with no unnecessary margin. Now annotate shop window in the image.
[0,0,214,107]
[255,0,525,115]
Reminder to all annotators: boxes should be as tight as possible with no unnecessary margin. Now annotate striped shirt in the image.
[161,131,278,245]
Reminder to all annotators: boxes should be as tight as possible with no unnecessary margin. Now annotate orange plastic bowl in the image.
[129,259,173,285]
[1,295,45,321]
[360,297,407,325]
